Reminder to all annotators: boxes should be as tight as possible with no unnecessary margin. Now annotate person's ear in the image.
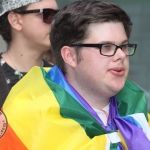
[61,46,77,68]
[7,12,22,31]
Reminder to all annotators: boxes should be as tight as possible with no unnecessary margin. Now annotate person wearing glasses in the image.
[1,1,150,150]
[0,0,58,91]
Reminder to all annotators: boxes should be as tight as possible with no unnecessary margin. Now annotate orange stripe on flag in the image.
[0,124,27,150]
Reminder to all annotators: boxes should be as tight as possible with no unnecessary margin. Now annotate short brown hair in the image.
[50,0,132,73]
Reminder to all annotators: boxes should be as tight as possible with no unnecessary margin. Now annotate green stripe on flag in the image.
[116,79,148,120]
[41,68,106,138]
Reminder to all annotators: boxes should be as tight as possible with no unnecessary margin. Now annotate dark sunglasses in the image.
[15,8,59,24]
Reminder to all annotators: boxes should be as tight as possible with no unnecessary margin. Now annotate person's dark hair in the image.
[0,5,28,45]
[50,0,132,74]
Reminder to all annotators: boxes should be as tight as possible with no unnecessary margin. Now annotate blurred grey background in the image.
[0,0,150,111]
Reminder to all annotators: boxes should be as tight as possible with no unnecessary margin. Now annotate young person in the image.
[1,1,150,149]
[0,0,58,90]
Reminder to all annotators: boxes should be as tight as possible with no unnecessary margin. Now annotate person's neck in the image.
[3,47,44,73]
[79,90,110,110]
[66,74,110,110]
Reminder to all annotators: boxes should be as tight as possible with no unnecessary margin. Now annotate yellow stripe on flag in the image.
[3,67,108,150]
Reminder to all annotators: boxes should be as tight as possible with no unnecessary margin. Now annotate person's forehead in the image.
[87,21,125,34]
[85,22,127,44]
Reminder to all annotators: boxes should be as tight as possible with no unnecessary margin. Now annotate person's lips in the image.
[109,67,125,76]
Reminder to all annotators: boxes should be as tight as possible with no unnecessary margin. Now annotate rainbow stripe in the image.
[0,66,149,150]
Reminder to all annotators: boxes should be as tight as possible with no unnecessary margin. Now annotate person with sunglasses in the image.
[1,0,150,149]
[0,0,58,91]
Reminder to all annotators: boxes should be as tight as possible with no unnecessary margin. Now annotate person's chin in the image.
[111,82,125,95]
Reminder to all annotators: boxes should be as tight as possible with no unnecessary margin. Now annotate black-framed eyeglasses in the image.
[15,8,59,24]
[70,43,137,56]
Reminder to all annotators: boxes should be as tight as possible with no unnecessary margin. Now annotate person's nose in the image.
[113,47,127,61]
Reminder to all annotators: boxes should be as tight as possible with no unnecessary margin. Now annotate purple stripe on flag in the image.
[69,84,104,125]
[114,117,150,150]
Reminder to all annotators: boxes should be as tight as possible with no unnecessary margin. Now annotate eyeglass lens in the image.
[43,9,57,23]
[101,44,135,56]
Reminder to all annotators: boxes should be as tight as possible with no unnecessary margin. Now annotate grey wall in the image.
[0,0,150,111]
[0,36,6,52]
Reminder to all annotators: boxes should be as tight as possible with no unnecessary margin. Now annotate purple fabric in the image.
[69,84,105,126]
[107,97,118,130]
[113,117,150,150]
[69,84,121,132]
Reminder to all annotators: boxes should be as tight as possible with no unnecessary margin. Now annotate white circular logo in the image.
[0,110,7,138]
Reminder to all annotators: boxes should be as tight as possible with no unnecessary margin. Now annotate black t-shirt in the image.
[0,53,53,91]
[0,65,9,107]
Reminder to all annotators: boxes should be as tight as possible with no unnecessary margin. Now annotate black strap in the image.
[0,65,9,108]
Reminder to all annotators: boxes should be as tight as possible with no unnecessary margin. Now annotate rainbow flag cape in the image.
[0,66,150,150]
